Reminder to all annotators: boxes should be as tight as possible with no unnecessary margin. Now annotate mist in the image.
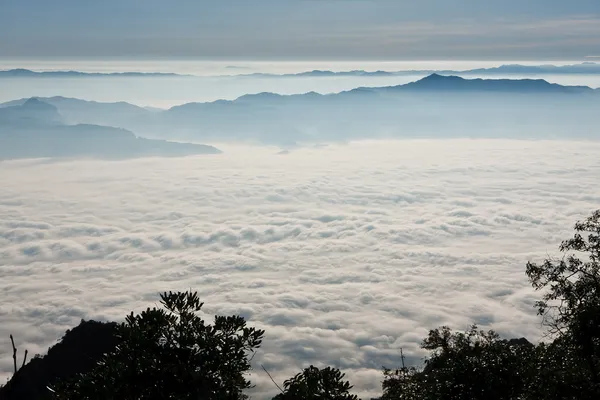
[2,140,600,397]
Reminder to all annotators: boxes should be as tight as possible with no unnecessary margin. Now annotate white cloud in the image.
[1,139,599,398]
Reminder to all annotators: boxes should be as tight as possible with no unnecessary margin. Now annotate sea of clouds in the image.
[1,139,599,397]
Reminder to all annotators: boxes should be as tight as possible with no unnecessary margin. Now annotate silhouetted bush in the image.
[272,365,359,400]
[380,326,536,400]
[52,290,264,400]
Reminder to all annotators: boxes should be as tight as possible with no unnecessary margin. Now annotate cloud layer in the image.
[1,140,599,398]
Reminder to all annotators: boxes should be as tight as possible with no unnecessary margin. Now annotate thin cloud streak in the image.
[1,0,599,59]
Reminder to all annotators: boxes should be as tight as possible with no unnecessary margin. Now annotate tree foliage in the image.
[526,210,600,394]
[53,290,264,400]
[382,210,600,400]
[381,326,534,400]
[273,365,359,400]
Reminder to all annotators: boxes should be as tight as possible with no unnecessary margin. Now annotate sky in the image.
[1,140,600,397]
[1,0,599,60]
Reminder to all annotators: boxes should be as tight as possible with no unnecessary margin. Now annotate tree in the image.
[53,291,265,400]
[526,209,600,394]
[523,337,597,400]
[273,365,359,400]
[380,365,424,400]
[380,326,535,400]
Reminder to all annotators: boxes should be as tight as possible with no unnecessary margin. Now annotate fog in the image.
[2,140,600,398]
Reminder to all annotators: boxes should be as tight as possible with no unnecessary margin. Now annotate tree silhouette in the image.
[526,210,600,394]
[273,365,359,400]
[0,321,119,400]
[380,326,534,400]
[53,291,264,400]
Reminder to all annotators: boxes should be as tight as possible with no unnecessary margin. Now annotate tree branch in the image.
[262,364,284,394]
[21,349,29,369]
[10,334,17,374]
[9,334,28,375]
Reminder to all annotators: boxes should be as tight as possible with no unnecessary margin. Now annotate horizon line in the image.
[1,60,598,77]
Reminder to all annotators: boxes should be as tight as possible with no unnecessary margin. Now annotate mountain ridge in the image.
[1,75,598,147]
[2,62,600,79]
[0,98,221,160]
[185,74,597,107]
[0,68,187,78]
[392,74,594,93]
[2,75,597,113]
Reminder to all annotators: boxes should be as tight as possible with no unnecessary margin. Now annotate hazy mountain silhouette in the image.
[210,62,600,78]
[156,76,600,144]
[0,68,185,78]
[3,62,600,79]
[459,62,600,75]
[1,96,151,125]
[245,69,397,78]
[232,62,600,78]
[1,76,599,146]
[0,97,65,125]
[390,74,594,93]
[0,98,220,160]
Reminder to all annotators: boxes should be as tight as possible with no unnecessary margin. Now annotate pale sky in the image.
[1,0,599,60]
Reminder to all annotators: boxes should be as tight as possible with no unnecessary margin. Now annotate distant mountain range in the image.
[455,62,600,76]
[0,68,187,78]
[2,62,599,79]
[241,62,600,78]
[0,98,220,160]
[2,74,599,147]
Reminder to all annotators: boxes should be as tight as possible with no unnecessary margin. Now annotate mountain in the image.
[0,98,221,160]
[390,73,594,93]
[154,75,600,144]
[0,97,65,125]
[236,70,413,78]
[459,62,600,75]
[0,96,155,127]
[235,62,600,78]
[292,69,395,77]
[0,69,185,78]
[0,68,398,79]
[3,62,600,80]
[2,76,599,147]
